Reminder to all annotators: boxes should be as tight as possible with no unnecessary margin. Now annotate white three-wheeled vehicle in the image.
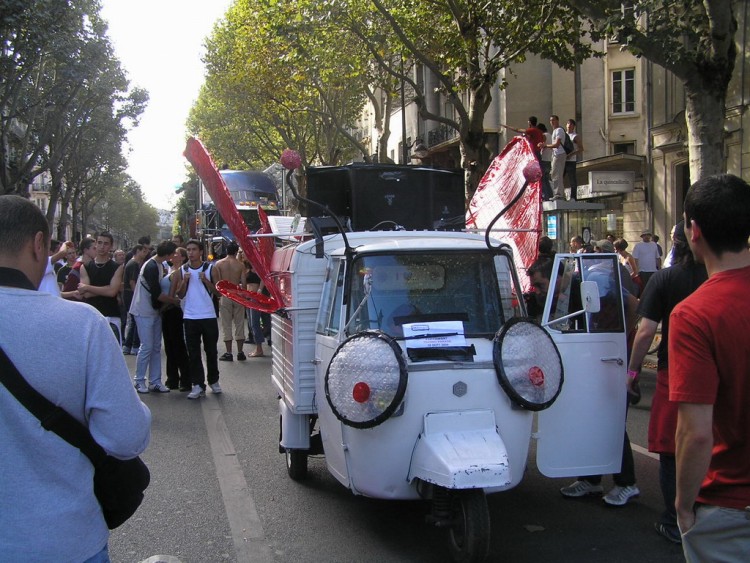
[272,229,628,561]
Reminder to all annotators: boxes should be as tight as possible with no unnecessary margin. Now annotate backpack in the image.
[562,132,575,155]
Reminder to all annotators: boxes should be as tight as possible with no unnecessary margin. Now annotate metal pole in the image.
[401,53,408,164]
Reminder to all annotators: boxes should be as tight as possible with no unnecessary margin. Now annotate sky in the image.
[99,0,233,210]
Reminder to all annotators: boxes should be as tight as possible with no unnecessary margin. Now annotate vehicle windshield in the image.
[346,251,519,339]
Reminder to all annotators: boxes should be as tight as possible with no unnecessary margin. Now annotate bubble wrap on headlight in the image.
[500,322,562,405]
[327,336,402,423]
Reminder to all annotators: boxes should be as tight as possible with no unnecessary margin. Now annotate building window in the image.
[612,142,635,155]
[612,69,635,114]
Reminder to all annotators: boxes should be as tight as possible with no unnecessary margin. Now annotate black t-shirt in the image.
[123,259,141,294]
[56,264,72,286]
[637,262,707,369]
[246,270,261,285]
[83,260,121,318]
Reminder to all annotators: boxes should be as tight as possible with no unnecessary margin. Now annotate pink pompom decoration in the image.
[523,160,543,183]
[280,149,302,170]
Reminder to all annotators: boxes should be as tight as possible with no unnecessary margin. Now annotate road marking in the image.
[631,442,659,460]
[202,399,273,563]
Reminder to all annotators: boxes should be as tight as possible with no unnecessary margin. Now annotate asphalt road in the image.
[108,350,685,563]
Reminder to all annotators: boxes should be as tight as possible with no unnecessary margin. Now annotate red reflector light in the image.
[352,382,371,403]
[528,366,545,387]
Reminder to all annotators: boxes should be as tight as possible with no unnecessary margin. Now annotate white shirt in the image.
[551,127,566,157]
[181,263,216,320]
[566,131,578,162]
[632,240,660,272]
[38,257,60,296]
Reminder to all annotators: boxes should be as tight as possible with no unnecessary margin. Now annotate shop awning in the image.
[576,153,646,178]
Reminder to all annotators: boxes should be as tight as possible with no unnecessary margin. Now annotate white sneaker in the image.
[187,385,205,400]
[209,382,223,394]
[134,382,149,394]
[148,383,170,393]
[603,484,640,506]
[560,480,603,498]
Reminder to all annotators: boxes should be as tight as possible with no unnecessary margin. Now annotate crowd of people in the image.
[46,232,270,400]
[1,173,749,561]
[525,174,750,561]
[504,114,583,201]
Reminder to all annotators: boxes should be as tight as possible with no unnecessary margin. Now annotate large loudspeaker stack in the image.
[305,164,465,231]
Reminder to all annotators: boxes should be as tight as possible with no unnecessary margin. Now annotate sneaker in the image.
[654,522,681,544]
[148,383,171,393]
[219,352,233,362]
[560,480,604,498]
[209,382,223,394]
[603,484,640,506]
[134,382,149,394]
[122,347,132,355]
[187,385,205,399]
[237,351,246,361]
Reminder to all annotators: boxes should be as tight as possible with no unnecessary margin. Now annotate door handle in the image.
[600,357,624,366]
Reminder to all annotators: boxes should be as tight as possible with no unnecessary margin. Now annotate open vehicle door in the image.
[536,253,629,477]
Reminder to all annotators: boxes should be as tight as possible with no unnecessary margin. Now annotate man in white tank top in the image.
[176,239,221,399]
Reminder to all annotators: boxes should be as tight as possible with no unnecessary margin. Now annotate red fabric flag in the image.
[466,137,543,293]
[184,137,284,312]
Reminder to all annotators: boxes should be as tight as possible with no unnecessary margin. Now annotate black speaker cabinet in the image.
[305,164,464,231]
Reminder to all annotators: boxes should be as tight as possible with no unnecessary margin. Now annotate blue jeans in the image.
[249,309,264,346]
[134,314,163,385]
[83,544,109,563]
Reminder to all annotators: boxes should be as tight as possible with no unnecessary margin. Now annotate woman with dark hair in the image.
[626,221,707,544]
[163,247,191,391]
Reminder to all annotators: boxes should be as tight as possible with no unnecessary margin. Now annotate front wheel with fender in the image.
[447,489,491,563]
[285,449,308,481]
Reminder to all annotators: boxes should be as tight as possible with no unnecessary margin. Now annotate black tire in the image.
[447,489,491,563]
[285,449,308,481]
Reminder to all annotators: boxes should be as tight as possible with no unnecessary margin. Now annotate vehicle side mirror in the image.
[580,281,600,313]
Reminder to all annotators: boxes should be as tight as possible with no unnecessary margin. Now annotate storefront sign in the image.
[588,171,635,194]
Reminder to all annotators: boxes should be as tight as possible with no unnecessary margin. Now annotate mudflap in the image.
[408,410,512,489]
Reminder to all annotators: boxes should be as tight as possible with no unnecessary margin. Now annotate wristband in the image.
[627,369,639,380]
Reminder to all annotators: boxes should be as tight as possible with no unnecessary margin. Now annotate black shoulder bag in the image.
[0,347,150,529]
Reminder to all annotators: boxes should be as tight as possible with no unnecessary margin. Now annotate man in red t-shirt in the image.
[669,173,750,562]
[502,116,544,158]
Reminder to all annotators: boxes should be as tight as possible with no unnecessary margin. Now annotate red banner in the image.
[184,137,284,312]
[466,137,543,292]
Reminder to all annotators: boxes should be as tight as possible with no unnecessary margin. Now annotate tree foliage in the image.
[1,0,151,241]
[188,0,368,170]
[568,0,738,181]
[191,0,600,199]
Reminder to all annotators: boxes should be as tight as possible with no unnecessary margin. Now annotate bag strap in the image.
[0,347,106,466]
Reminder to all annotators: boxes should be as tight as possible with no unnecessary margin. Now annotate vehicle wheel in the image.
[447,489,490,563]
[285,449,308,481]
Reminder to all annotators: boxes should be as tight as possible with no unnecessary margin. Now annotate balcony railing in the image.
[427,124,459,147]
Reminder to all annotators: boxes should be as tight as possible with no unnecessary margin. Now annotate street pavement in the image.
[109,349,685,563]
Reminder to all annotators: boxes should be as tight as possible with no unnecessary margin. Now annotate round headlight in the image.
[493,318,564,411]
[325,331,408,429]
